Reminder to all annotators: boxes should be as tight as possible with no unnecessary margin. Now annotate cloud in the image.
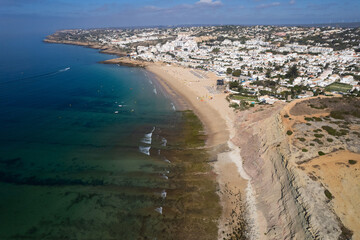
[196,0,222,6]
[256,2,280,9]
[289,0,295,5]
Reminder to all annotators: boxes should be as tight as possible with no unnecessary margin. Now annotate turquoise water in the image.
[0,34,188,239]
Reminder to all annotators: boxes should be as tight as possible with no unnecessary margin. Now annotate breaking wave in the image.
[155,207,163,214]
[161,190,167,199]
[161,138,167,147]
[141,127,155,144]
[139,146,151,155]
[171,103,176,111]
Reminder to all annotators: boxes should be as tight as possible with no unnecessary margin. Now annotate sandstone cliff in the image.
[233,101,356,239]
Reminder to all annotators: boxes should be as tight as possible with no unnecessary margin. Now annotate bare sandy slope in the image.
[281,96,360,239]
[146,62,250,239]
[302,151,360,240]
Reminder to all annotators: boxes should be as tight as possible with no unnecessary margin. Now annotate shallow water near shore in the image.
[0,33,220,239]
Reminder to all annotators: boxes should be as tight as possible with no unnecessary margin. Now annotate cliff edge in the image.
[233,96,359,239]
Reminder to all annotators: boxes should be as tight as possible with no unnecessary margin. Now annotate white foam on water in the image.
[161,137,167,147]
[164,159,171,164]
[139,146,151,155]
[153,88,157,95]
[161,190,167,199]
[141,127,155,145]
[149,80,153,85]
[155,207,163,214]
[141,137,152,145]
[171,103,176,111]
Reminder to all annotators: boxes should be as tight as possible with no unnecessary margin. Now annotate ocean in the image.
[0,33,220,239]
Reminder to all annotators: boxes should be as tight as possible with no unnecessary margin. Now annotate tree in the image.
[266,69,272,78]
[229,81,239,89]
[212,48,220,54]
[232,69,241,77]
[227,68,233,75]
[286,65,299,79]
[274,64,281,71]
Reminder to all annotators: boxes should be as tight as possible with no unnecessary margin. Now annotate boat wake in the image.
[59,67,70,72]
[1,67,71,85]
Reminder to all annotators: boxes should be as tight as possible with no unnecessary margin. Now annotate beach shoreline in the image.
[44,38,253,239]
[145,62,253,239]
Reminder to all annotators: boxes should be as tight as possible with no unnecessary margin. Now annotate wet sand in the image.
[146,62,250,239]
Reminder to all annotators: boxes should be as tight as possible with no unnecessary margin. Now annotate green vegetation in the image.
[298,138,306,142]
[284,114,289,118]
[231,95,258,102]
[327,138,334,142]
[265,69,272,78]
[238,101,251,111]
[330,111,345,119]
[229,81,239,89]
[229,100,253,111]
[286,130,293,136]
[318,151,325,156]
[330,110,360,120]
[314,134,324,138]
[212,48,220,53]
[348,160,357,165]
[229,103,239,109]
[325,82,352,92]
[324,189,333,200]
[232,69,242,77]
[226,68,233,75]
[302,149,308,152]
[182,110,206,148]
[313,139,323,145]
[313,117,322,122]
[285,65,299,81]
[305,117,313,121]
[178,110,222,238]
[321,126,348,137]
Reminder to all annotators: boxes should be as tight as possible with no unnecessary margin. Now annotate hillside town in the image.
[46,25,360,107]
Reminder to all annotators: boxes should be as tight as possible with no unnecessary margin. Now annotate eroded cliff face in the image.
[233,103,345,239]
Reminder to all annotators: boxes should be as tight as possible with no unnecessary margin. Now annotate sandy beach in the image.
[146,62,253,239]
[96,58,359,240]
[43,36,255,237]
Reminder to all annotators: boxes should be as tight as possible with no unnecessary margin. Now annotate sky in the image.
[0,0,360,33]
